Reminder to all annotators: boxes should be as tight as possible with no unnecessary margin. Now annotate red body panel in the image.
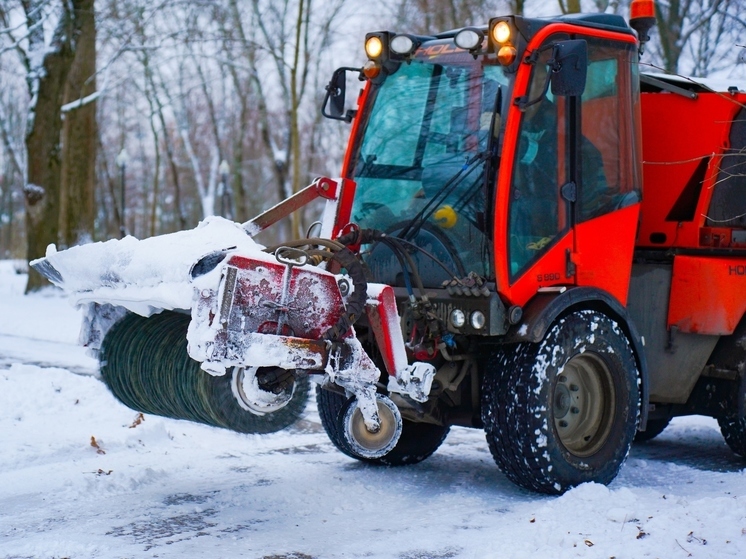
[502,233,575,308]
[365,285,406,376]
[638,92,744,249]
[225,255,344,340]
[668,255,746,335]
[639,89,746,336]
[574,204,640,307]
[330,178,357,239]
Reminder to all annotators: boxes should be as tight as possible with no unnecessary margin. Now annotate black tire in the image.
[482,310,640,494]
[316,386,449,465]
[718,415,746,459]
[634,417,671,442]
[206,367,310,434]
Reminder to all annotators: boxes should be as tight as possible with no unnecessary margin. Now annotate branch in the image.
[0,103,25,179]
[60,88,101,112]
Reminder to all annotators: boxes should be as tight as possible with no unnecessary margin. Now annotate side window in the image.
[579,41,640,221]
[508,47,568,278]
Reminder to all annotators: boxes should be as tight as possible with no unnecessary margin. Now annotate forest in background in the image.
[0,0,744,291]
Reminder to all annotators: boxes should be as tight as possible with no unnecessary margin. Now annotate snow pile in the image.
[34,216,272,315]
[2,268,746,558]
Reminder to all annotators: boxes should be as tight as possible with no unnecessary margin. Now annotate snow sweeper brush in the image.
[31,177,433,456]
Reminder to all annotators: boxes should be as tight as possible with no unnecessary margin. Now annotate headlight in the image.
[390,35,415,55]
[450,309,466,328]
[454,28,483,51]
[492,21,511,44]
[470,311,486,330]
[365,36,383,58]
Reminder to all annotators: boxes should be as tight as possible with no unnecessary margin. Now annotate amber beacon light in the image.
[629,0,656,50]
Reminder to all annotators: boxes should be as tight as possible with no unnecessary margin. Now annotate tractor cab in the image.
[327,13,643,312]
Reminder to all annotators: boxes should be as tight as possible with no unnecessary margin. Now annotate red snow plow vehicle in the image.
[33,0,746,494]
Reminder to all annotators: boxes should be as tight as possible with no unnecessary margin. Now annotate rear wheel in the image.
[482,310,640,494]
[316,386,450,465]
[718,415,746,458]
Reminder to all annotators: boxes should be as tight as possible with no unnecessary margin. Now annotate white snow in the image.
[34,216,273,316]
[2,260,746,558]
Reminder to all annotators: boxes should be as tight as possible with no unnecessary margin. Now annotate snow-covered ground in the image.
[1,260,745,559]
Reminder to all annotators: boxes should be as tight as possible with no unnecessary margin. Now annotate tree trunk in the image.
[24,1,88,292]
[289,0,305,238]
[509,0,525,15]
[558,0,582,14]
[59,0,97,249]
[655,0,685,74]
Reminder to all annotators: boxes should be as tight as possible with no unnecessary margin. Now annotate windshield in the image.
[348,49,512,287]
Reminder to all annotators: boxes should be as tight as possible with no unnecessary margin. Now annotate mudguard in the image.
[503,286,650,430]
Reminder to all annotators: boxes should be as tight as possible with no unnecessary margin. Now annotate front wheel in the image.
[482,310,640,494]
[316,387,450,465]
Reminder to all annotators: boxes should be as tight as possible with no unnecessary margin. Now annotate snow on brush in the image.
[2,261,746,558]
[34,216,273,315]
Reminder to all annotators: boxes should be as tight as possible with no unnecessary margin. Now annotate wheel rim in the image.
[231,367,295,416]
[343,395,402,459]
[553,353,615,458]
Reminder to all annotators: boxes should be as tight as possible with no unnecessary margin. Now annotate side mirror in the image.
[550,40,588,97]
[328,68,346,117]
[322,67,360,122]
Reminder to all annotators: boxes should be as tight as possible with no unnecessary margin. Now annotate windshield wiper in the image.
[397,151,489,243]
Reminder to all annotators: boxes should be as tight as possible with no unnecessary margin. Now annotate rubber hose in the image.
[324,246,368,341]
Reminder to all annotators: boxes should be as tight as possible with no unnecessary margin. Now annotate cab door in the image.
[571,36,642,306]
[496,28,641,308]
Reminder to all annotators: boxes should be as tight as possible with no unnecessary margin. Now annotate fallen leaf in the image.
[90,435,105,455]
[96,469,113,476]
[529,518,536,523]
[584,540,594,547]
[129,413,145,429]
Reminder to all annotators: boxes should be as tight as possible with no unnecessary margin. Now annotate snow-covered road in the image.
[1,261,745,559]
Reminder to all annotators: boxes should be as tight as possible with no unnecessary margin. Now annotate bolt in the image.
[570,384,579,392]
[558,375,567,383]
[571,407,580,414]
[559,420,568,428]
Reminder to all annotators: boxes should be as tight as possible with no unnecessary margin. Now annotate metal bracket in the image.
[640,74,698,100]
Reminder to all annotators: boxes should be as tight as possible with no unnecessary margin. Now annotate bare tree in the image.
[1,0,98,291]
